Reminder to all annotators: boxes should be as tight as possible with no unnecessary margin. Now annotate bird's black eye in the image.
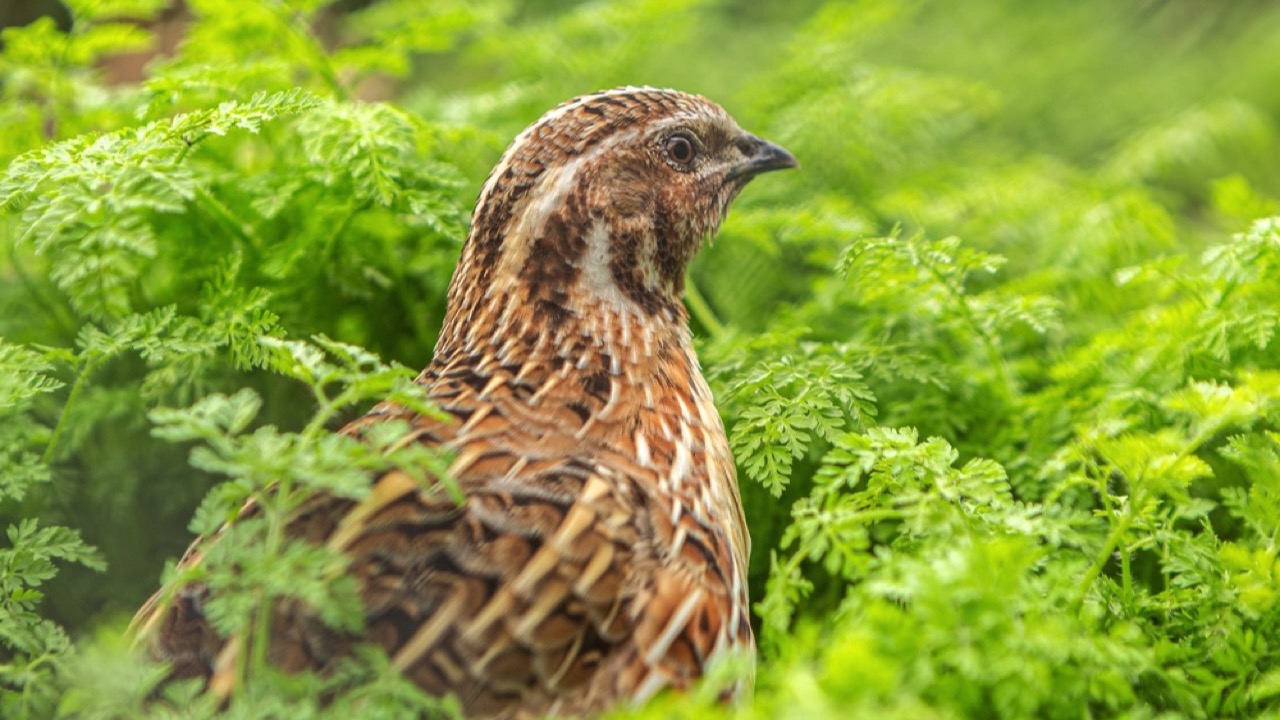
[664,134,696,167]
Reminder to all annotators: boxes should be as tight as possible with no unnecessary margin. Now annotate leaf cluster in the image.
[4,0,1280,718]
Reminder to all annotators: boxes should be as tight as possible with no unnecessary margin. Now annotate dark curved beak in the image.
[729,134,799,181]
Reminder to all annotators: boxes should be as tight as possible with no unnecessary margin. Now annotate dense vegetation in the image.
[3,0,1280,717]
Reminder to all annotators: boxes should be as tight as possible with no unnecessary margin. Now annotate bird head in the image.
[440,88,796,355]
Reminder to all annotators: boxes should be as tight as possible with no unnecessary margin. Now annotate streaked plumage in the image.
[133,87,797,718]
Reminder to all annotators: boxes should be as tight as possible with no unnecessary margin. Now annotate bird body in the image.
[134,87,796,718]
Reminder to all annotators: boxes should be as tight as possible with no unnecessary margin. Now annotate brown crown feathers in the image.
[132,87,797,719]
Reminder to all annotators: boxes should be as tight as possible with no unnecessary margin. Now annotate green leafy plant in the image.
[3,0,1280,718]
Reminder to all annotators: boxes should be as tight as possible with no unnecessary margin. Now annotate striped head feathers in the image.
[437,87,797,359]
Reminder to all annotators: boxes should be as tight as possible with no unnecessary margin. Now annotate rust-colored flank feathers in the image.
[132,87,797,718]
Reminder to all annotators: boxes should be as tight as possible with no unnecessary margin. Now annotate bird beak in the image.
[729,134,799,181]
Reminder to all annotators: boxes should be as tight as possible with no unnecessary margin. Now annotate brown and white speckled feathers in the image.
[132,87,797,718]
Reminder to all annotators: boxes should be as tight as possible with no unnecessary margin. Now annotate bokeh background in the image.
[5,0,1280,717]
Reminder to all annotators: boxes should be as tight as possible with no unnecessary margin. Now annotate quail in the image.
[133,87,798,718]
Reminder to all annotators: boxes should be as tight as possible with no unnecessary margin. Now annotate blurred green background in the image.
[4,0,1280,716]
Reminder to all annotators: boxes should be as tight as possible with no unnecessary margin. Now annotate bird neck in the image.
[432,270,694,388]
[434,192,698,382]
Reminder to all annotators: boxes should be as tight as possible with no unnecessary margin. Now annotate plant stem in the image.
[1120,547,1132,604]
[922,257,1016,401]
[175,131,213,164]
[196,186,257,245]
[272,1,347,100]
[241,385,346,686]
[1072,501,1136,613]
[43,353,101,465]
[249,553,275,688]
[5,238,78,342]
[685,277,726,339]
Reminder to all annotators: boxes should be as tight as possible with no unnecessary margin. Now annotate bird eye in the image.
[664,134,696,166]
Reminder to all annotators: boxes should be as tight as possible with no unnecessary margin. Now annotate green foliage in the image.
[0,337,104,717]
[3,0,1280,717]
